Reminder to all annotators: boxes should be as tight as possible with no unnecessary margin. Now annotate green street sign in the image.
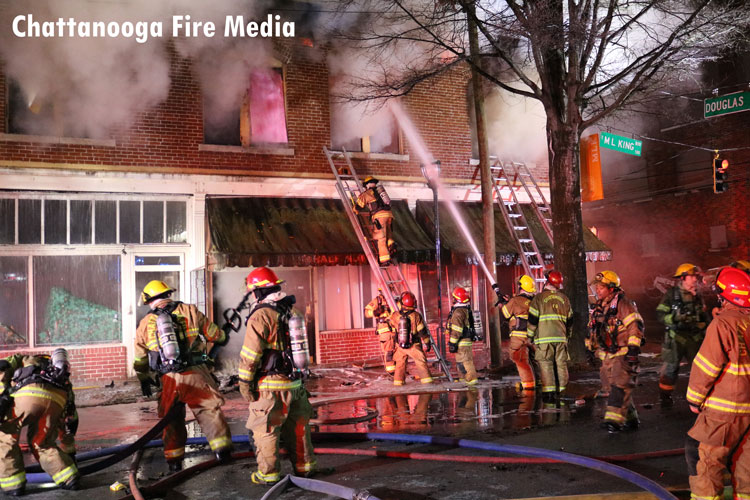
[599,132,642,157]
[704,91,750,118]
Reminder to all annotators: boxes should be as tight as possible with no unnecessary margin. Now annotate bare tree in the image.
[327,0,749,362]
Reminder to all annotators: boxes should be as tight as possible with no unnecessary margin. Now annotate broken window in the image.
[331,102,401,154]
[6,79,89,138]
[0,256,29,347]
[204,65,288,146]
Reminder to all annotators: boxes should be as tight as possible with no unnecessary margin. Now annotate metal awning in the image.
[415,200,611,265]
[207,197,434,268]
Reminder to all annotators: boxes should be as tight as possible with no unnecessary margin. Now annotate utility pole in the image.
[467,2,501,368]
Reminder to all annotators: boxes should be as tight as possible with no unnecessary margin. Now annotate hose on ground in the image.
[128,449,146,500]
[260,475,381,500]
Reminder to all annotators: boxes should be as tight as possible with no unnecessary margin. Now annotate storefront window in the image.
[33,255,121,345]
[0,257,28,347]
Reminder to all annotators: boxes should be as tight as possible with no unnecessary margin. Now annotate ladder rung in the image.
[508,213,521,218]
[513,226,527,230]
[539,207,550,211]
[529,265,543,269]
[519,239,532,243]
[523,252,537,256]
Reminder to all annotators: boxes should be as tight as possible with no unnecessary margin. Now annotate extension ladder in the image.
[323,146,452,381]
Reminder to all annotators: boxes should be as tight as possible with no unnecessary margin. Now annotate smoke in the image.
[484,88,547,164]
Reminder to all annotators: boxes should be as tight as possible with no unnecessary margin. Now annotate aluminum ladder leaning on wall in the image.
[323,146,453,381]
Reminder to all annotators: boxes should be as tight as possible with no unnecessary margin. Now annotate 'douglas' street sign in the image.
[599,132,642,157]
[704,91,750,119]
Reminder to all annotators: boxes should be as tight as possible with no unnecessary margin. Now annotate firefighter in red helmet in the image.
[365,291,396,375]
[239,267,318,485]
[390,291,433,386]
[354,176,395,265]
[502,275,537,392]
[527,270,571,402]
[687,267,750,499]
[447,287,480,386]
[134,280,232,473]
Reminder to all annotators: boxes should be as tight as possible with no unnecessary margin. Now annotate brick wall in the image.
[0,346,128,384]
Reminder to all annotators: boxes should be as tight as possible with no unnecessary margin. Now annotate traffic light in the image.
[713,155,729,193]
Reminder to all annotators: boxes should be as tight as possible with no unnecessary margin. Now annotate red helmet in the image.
[452,287,470,304]
[246,267,284,291]
[400,291,416,309]
[546,270,563,288]
[715,266,750,308]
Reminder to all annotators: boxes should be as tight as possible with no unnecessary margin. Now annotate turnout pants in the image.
[598,352,613,395]
[535,342,569,393]
[371,211,394,264]
[393,344,433,386]
[0,383,77,492]
[603,356,639,427]
[456,344,477,385]
[377,326,396,374]
[510,336,536,390]
[246,386,316,483]
[688,413,750,500]
[659,333,702,394]
[158,365,232,462]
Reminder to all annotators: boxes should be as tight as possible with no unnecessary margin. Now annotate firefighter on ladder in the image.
[587,271,644,434]
[239,267,318,485]
[447,287,479,386]
[0,350,79,495]
[390,292,433,386]
[527,270,571,402]
[502,275,537,392]
[365,291,396,375]
[354,176,394,265]
[134,280,232,473]
[686,266,750,499]
[656,263,709,406]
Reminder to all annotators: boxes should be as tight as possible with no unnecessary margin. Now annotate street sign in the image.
[704,91,750,119]
[599,132,642,157]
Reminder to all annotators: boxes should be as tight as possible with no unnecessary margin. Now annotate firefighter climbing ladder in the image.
[323,146,453,381]
[491,160,551,286]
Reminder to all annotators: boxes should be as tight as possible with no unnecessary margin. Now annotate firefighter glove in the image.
[422,342,431,353]
[624,346,640,364]
[0,360,9,374]
[140,377,157,398]
[239,381,258,403]
[373,219,382,230]
[64,416,79,436]
[448,342,458,353]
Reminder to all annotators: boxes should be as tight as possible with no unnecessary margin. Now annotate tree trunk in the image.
[468,2,502,368]
[547,121,588,364]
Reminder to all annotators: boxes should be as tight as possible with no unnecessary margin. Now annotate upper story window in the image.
[6,79,88,138]
[0,194,188,246]
[330,102,401,155]
[203,62,288,147]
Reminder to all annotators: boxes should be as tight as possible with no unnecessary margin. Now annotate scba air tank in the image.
[472,310,484,341]
[51,348,70,372]
[288,315,310,371]
[375,184,391,206]
[397,315,412,348]
[156,312,180,363]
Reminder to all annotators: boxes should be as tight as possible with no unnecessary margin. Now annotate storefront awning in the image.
[415,201,611,265]
[207,197,434,268]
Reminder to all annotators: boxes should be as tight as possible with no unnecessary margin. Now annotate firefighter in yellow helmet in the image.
[365,291,396,375]
[588,271,644,433]
[134,280,232,472]
[239,267,318,485]
[354,176,395,265]
[0,351,79,495]
[390,292,433,386]
[655,264,709,406]
[502,275,537,392]
[447,287,480,386]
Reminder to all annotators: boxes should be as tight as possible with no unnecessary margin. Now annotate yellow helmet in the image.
[363,176,378,186]
[590,270,620,288]
[730,260,750,272]
[674,263,702,278]
[518,275,536,294]
[141,280,174,304]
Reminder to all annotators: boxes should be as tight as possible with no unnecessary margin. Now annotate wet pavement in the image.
[21,357,700,499]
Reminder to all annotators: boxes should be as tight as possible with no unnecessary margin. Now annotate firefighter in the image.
[134,280,232,472]
[686,266,750,499]
[502,275,537,392]
[391,291,433,386]
[365,292,396,375]
[0,350,79,495]
[239,267,317,485]
[447,287,479,386]
[587,271,644,434]
[527,270,572,401]
[354,176,394,265]
[656,263,709,405]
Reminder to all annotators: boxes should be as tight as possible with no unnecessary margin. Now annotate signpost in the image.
[704,91,750,119]
[599,132,642,157]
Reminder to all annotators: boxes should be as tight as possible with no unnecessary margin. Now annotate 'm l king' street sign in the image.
[704,91,750,119]
[599,132,642,157]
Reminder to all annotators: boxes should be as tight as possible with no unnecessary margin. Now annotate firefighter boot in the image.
[660,391,673,408]
[4,484,25,497]
[601,421,621,434]
[215,447,232,464]
[623,418,640,432]
[59,476,80,491]
[251,471,280,486]
[167,460,183,473]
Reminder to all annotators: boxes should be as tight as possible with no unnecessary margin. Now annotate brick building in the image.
[0,29,611,381]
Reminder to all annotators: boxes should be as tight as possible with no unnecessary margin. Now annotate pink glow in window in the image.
[249,68,288,144]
